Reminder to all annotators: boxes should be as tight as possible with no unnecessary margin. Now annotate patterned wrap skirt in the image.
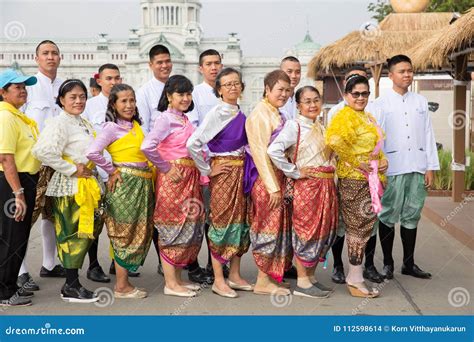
[292,167,338,268]
[104,166,154,272]
[208,156,250,264]
[250,168,292,282]
[338,178,377,265]
[52,196,103,269]
[31,165,55,224]
[154,158,205,268]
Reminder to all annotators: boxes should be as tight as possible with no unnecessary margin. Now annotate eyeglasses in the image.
[221,82,242,89]
[349,91,370,98]
[300,98,321,106]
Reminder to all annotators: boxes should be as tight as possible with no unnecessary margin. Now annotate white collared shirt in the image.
[186,82,219,127]
[136,77,165,134]
[373,88,440,176]
[23,71,63,132]
[82,92,108,133]
[279,94,297,121]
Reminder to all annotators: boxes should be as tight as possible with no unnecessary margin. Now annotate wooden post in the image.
[452,54,468,202]
[369,63,383,98]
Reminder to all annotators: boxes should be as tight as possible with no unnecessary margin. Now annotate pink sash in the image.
[364,117,384,214]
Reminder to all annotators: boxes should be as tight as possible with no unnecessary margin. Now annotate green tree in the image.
[368,0,473,22]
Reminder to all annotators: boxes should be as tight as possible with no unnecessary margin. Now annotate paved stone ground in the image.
[1,208,472,316]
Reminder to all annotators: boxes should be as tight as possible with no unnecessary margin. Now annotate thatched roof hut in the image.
[409,8,474,70]
[307,12,455,78]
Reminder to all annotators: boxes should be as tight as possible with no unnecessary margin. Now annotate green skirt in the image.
[104,167,154,272]
[52,196,103,269]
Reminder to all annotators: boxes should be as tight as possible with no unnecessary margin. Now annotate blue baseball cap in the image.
[0,68,37,89]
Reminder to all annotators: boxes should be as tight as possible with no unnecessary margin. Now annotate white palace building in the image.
[0,0,320,113]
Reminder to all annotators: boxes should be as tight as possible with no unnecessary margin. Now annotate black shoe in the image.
[363,265,385,283]
[109,261,140,277]
[157,264,164,276]
[87,266,111,283]
[0,294,32,307]
[205,264,229,278]
[40,265,66,278]
[17,272,40,291]
[382,265,394,280]
[331,266,346,284]
[188,267,214,284]
[284,265,298,279]
[401,264,432,279]
[61,283,98,303]
[17,288,34,299]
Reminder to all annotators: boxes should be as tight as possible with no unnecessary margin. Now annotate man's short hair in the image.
[199,49,221,66]
[387,55,412,71]
[35,40,59,55]
[149,44,171,61]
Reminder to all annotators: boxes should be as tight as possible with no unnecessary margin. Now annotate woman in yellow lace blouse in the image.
[326,74,388,298]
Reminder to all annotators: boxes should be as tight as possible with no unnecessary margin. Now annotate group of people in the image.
[0,38,440,307]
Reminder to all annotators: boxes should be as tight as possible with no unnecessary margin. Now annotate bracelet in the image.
[112,169,120,175]
[12,187,24,196]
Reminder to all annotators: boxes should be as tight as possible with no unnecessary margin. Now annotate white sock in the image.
[346,264,364,284]
[41,219,57,270]
[19,259,28,275]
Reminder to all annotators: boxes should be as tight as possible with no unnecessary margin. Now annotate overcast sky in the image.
[0,0,375,57]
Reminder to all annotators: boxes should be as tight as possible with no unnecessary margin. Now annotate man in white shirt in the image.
[327,66,384,285]
[136,44,173,277]
[187,49,222,127]
[186,49,223,284]
[82,63,124,283]
[279,56,301,121]
[136,45,173,134]
[374,55,440,280]
[19,40,65,292]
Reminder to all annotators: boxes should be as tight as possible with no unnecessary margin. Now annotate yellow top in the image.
[325,106,386,180]
[0,101,41,174]
[245,98,283,194]
[106,121,147,163]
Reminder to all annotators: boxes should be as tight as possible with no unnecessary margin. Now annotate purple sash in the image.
[244,113,286,194]
[207,111,247,153]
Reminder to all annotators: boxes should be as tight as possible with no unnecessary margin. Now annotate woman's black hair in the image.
[295,86,321,104]
[213,67,245,98]
[344,74,369,93]
[105,84,142,125]
[157,75,194,113]
[55,79,87,108]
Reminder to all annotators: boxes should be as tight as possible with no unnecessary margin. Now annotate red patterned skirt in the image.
[250,169,292,282]
[292,166,338,268]
[154,159,205,267]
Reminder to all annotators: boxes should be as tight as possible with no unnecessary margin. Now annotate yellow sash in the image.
[106,121,147,163]
[0,101,39,139]
[63,156,101,240]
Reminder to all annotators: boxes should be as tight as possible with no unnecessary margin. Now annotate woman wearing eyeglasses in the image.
[187,67,252,298]
[268,86,338,299]
[326,74,388,298]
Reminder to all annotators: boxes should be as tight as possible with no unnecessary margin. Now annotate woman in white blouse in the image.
[32,79,103,303]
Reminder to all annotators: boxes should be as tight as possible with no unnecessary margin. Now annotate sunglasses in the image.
[349,91,370,99]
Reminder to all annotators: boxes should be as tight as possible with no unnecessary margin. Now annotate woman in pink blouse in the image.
[141,75,204,298]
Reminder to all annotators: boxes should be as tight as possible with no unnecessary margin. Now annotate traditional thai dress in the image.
[86,119,154,272]
[187,101,250,264]
[325,106,386,266]
[244,98,292,282]
[32,111,104,269]
[141,108,204,267]
[268,115,338,268]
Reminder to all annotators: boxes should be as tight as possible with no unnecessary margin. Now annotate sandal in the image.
[347,282,379,298]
